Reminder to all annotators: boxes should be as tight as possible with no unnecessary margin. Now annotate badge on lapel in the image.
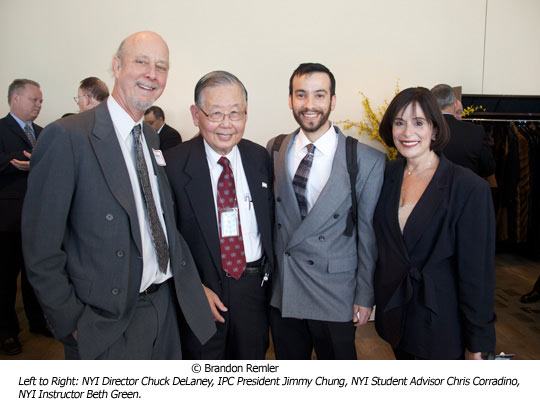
[152,149,166,166]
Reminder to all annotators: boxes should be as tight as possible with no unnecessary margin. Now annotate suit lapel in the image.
[403,155,452,253]
[287,130,349,249]
[275,130,302,226]
[89,103,143,256]
[5,114,34,148]
[184,136,222,271]
[142,124,179,258]
[386,158,411,262]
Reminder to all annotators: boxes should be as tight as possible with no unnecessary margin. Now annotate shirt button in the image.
[116,250,124,258]
[106,214,114,221]
[333,213,339,219]
[319,235,325,241]
[111,288,120,295]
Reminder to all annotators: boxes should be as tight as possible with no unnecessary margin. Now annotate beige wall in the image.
[1,0,538,146]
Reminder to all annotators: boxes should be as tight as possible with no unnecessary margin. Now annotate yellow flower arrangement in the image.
[461,105,486,118]
[340,84,400,160]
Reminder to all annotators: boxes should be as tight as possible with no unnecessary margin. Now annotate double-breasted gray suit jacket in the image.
[21,102,215,359]
[267,127,385,322]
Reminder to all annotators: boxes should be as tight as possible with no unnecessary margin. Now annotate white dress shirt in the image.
[204,141,262,262]
[107,97,172,291]
[288,124,338,212]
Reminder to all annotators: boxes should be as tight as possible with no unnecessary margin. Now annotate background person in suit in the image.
[164,71,273,359]
[22,31,215,360]
[144,105,182,151]
[374,87,496,360]
[267,63,385,359]
[431,84,495,177]
[0,79,49,355]
[74,77,109,112]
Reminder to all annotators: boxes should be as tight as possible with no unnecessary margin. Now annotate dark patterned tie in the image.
[131,124,169,273]
[217,156,246,280]
[23,123,36,148]
[292,143,315,219]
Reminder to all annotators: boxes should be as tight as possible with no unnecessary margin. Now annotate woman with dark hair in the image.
[373,87,496,360]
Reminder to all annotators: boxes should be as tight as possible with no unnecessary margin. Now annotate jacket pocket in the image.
[328,255,357,274]
[70,275,93,301]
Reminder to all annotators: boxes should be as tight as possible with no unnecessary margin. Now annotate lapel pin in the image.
[262,182,268,188]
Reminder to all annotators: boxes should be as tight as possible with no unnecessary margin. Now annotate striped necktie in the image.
[23,123,36,147]
[292,143,315,219]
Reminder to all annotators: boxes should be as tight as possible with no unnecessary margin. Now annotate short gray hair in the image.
[8,79,40,104]
[430,84,456,110]
[194,71,248,107]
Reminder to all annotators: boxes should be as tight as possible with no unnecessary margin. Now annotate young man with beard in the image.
[267,63,385,359]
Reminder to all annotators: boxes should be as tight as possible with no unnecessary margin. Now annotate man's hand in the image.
[203,285,227,323]
[465,349,483,360]
[10,150,32,171]
[353,305,372,327]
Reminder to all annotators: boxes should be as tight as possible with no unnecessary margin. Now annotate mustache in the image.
[136,80,159,90]
[297,108,323,114]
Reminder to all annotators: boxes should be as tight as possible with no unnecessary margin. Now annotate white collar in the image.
[296,124,336,156]
[203,139,239,168]
[107,96,144,141]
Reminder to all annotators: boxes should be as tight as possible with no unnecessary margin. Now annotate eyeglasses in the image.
[198,106,246,122]
[73,94,88,104]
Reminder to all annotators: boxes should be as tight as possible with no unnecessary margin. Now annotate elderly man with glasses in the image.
[74,77,109,112]
[164,70,274,359]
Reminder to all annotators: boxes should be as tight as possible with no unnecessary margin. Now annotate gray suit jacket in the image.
[21,102,215,359]
[267,127,385,322]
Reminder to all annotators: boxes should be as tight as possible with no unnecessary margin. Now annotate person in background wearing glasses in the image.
[74,77,109,112]
[164,71,274,359]
[0,79,50,356]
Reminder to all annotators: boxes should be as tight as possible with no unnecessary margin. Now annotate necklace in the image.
[406,154,437,176]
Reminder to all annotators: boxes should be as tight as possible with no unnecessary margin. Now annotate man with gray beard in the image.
[22,31,215,359]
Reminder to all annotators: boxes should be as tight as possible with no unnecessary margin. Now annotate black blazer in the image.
[159,123,182,152]
[443,114,495,177]
[0,113,42,231]
[373,155,496,359]
[164,135,274,297]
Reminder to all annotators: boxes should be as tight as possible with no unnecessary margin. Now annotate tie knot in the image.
[24,123,32,132]
[306,143,315,154]
[131,124,142,140]
[218,156,231,168]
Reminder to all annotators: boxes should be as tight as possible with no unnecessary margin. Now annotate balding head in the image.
[111,31,169,121]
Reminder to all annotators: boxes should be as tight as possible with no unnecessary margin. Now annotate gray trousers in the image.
[64,280,182,360]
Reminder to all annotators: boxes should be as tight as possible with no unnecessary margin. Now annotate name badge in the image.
[220,208,239,237]
[152,149,166,166]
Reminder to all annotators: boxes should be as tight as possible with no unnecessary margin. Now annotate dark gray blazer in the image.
[267,127,385,322]
[21,102,215,359]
